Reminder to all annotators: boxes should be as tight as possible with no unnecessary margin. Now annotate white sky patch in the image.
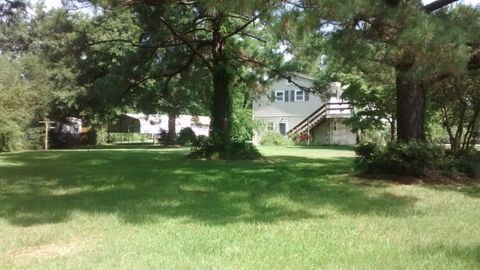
[29,0,98,16]
[33,0,62,10]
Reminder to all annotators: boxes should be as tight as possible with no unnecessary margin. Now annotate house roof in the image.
[289,72,315,81]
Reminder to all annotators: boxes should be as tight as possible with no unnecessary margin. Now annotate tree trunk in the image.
[390,118,396,142]
[167,110,177,145]
[0,133,5,151]
[209,16,233,149]
[210,60,232,148]
[396,68,427,142]
[462,106,480,151]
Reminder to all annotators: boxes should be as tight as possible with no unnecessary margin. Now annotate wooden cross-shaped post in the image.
[39,119,55,150]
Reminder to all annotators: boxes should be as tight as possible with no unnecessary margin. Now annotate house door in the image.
[279,122,287,136]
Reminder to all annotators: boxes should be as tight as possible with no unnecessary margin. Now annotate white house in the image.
[109,114,210,136]
[252,73,357,145]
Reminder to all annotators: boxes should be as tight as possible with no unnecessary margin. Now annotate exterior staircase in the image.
[287,102,352,136]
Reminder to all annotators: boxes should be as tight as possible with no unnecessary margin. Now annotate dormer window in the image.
[295,90,305,101]
[275,91,285,102]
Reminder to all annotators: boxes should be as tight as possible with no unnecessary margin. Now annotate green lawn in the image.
[0,146,479,269]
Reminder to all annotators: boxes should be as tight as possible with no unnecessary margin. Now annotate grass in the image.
[0,146,479,269]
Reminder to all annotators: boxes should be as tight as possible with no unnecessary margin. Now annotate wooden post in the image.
[39,119,55,150]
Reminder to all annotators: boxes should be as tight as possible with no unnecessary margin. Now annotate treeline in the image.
[0,1,479,169]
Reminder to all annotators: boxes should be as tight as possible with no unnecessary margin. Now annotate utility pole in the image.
[39,119,55,150]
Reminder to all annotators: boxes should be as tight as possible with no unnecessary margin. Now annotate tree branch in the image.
[232,56,316,93]
[221,12,262,42]
[423,0,459,13]
[158,15,213,70]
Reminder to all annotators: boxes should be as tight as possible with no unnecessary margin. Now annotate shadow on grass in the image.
[354,172,480,199]
[283,145,355,151]
[429,183,480,199]
[70,143,180,150]
[0,149,418,226]
[416,244,480,266]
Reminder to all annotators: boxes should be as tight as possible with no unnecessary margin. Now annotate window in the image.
[275,91,285,102]
[267,122,274,131]
[295,90,304,101]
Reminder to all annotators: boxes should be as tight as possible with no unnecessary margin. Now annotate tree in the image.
[430,71,480,153]
[0,0,25,21]
[338,71,397,141]
[0,2,83,150]
[136,72,211,145]
[286,0,480,142]
[0,55,53,150]
[69,0,283,154]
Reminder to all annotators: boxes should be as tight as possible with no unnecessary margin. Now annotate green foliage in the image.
[355,142,479,179]
[260,132,293,146]
[429,73,480,152]
[157,130,169,145]
[23,127,44,150]
[0,55,51,151]
[193,135,207,147]
[340,71,396,137]
[290,132,310,146]
[94,127,109,145]
[454,150,480,179]
[231,85,254,142]
[190,139,261,160]
[359,129,389,146]
[86,129,98,146]
[355,142,447,177]
[426,117,450,145]
[177,127,197,146]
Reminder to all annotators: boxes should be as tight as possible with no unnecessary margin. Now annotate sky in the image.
[34,0,480,10]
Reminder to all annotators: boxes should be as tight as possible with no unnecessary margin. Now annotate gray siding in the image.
[253,75,324,131]
[253,75,322,118]
[252,74,356,145]
[311,119,357,145]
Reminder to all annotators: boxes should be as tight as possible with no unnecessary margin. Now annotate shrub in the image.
[355,142,479,179]
[358,129,388,145]
[454,150,480,178]
[354,142,382,174]
[177,127,197,146]
[193,135,207,147]
[0,129,23,152]
[355,142,446,177]
[223,141,262,160]
[190,139,262,160]
[24,127,44,150]
[260,131,292,146]
[87,129,97,146]
[157,130,169,145]
[385,142,446,176]
[290,132,310,146]
[94,128,108,145]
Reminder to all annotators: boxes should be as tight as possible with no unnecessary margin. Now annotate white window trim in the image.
[295,90,305,101]
[275,91,285,102]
